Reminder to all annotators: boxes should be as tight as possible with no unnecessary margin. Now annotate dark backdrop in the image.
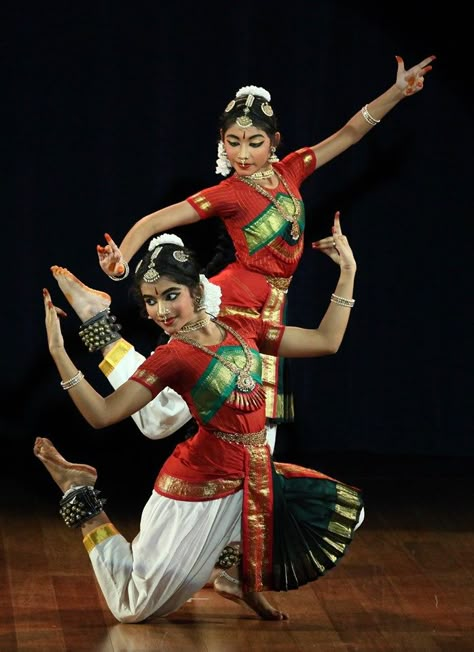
[4,2,472,497]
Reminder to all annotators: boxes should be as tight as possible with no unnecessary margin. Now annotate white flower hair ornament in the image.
[199,274,221,317]
[215,140,233,177]
[148,233,184,251]
[235,85,271,102]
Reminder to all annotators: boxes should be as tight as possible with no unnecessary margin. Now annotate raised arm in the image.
[277,212,356,358]
[312,54,436,168]
[97,200,200,278]
[43,288,162,428]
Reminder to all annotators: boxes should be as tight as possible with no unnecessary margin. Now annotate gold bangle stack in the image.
[60,370,84,390]
[331,293,355,308]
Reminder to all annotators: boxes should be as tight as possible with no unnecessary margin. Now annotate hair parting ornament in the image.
[135,233,187,282]
[224,84,274,130]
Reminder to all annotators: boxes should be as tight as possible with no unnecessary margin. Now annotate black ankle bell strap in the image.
[59,485,106,528]
[78,310,122,353]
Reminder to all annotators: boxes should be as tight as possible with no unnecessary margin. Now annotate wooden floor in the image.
[1,451,473,651]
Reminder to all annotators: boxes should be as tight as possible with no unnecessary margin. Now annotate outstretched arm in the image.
[97,200,200,277]
[312,54,436,168]
[277,211,356,358]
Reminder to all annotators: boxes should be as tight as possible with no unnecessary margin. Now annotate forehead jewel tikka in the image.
[142,246,162,283]
[235,94,255,129]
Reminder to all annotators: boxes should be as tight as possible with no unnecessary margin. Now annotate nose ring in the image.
[158,308,170,319]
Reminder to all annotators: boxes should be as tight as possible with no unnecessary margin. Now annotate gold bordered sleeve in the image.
[186,178,235,220]
[130,344,181,398]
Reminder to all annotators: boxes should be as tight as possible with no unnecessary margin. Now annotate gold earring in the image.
[268,146,279,163]
[194,295,205,311]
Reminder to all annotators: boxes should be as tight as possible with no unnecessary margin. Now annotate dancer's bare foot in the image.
[214,571,289,620]
[51,266,111,322]
[33,437,97,494]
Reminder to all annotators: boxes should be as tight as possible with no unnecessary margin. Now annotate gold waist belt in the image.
[266,275,293,292]
[212,428,267,446]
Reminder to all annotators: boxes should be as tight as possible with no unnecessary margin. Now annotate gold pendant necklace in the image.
[174,319,256,393]
[238,170,301,240]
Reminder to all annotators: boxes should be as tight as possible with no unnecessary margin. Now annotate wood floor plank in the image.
[2,454,473,651]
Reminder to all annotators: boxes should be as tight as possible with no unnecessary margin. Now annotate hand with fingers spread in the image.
[312,211,356,273]
[97,233,129,280]
[395,54,435,96]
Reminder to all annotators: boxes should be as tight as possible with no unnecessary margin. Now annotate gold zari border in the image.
[212,428,267,445]
[83,522,119,554]
[99,340,133,377]
[156,473,242,499]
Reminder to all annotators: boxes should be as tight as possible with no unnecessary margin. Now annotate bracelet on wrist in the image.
[60,370,84,390]
[331,293,355,308]
[361,104,380,126]
[107,260,130,281]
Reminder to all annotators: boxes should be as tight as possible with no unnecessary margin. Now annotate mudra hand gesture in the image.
[312,211,356,273]
[395,54,435,96]
[43,288,67,354]
[97,233,127,278]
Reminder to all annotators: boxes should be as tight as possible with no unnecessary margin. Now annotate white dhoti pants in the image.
[87,490,243,623]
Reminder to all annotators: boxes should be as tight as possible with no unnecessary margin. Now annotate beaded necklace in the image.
[178,314,211,333]
[248,166,275,180]
[238,170,301,240]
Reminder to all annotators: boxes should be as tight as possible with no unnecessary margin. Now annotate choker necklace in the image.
[178,314,211,333]
[174,319,266,411]
[238,169,301,240]
[248,167,275,180]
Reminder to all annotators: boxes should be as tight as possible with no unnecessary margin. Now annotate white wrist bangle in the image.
[331,293,355,308]
[107,260,130,281]
[361,104,380,126]
[60,370,84,390]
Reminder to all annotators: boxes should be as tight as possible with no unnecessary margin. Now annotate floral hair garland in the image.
[199,274,221,317]
[148,233,184,251]
[235,85,271,102]
[215,140,233,177]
